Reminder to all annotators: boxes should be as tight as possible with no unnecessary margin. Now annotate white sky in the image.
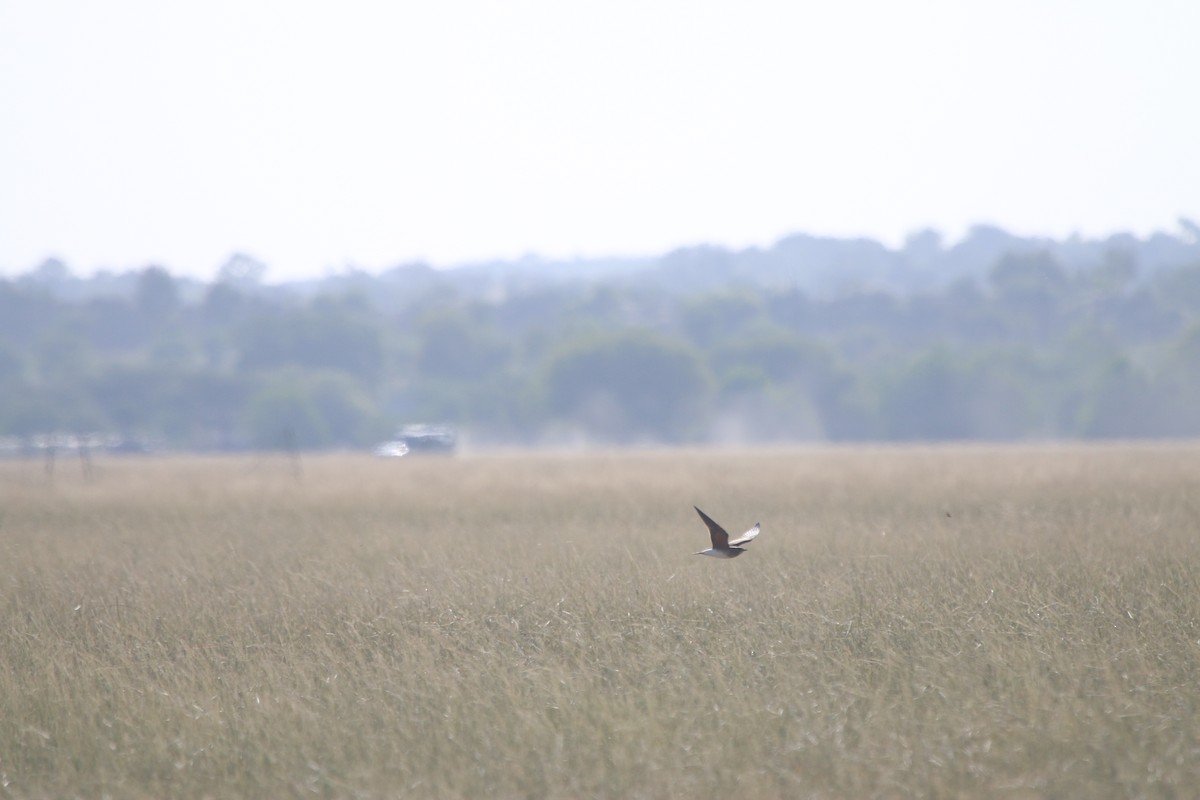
[2,0,1197,281]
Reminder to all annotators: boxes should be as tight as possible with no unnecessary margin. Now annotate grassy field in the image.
[2,444,1200,799]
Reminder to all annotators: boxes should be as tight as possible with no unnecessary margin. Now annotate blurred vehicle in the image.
[374,424,456,457]
[373,441,410,458]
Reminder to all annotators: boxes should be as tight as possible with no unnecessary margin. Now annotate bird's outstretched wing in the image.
[729,523,761,547]
[694,506,729,549]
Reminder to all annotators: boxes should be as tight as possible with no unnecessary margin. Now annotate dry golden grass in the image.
[3,444,1200,799]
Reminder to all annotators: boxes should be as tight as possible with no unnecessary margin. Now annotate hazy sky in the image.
[2,0,1197,281]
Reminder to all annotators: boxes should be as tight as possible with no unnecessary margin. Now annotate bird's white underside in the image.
[695,548,743,558]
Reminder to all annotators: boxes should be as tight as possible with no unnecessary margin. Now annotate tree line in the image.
[2,225,1199,450]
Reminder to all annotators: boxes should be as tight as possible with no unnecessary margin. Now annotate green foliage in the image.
[135,266,181,319]
[2,240,1199,448]
[236,299,384,385]
[88,365,177,435]
[34,330,94,385]
[0,382,90,436]
[0,280,55,344]
[414,307,509,381]
[543,329,713,443]
[882,349,976,440]
[243,379,330,449]
[1078,358,1162,438]
[1152,261,1200,317]
[167,371,250,449]
[242,370,387,449]
[708,329,833,389]
[680,288,767,346]
[0,340,25,383]
[1156,323,1200,436]
[201,281,246,326]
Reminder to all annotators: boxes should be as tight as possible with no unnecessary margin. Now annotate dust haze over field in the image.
[3,445,1199,798]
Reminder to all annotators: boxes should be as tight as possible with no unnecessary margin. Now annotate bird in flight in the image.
[694,506,761,558]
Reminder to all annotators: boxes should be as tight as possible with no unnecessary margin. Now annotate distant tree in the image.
[949,225,1030,278]
[708,330,834,390]
[960,351,1041,440]
[301,305,385,386]
[705,330,856,442]
[239,370,386,449]
[881,349,975,440]
[199,284,247,369]
[25,258,72,286]
[0,280,56,344]
[543,329,712,443]
[235,311,291,371]
[1178,217,1200,244]
[414,308,509,382]
[307,371,390,445]
[1078,358,1162,438]
[903,228,943,264]
[79,296,145,351]
[242,375,332,449]
[0,385,67,437]
[554,285,663,335]
[764,288,815,335]
[34,331,93,386]
[88,365,174,437]
[202,281,246,326]
[679,289,766,347]
[3,224,1199,448]
[1151,261,1200,321]
[1108,288,1181,343]
[1092,247,1138,293]
[989,250,1068,297]
[165,371,250,449]
[236,301,385,385]
[817,290,901,336]
[136,266,181,320]
[656,245,736,292]
[1152,323,1200,436]
[216,252,268,287]
[0,341,25,384]
[987,251,1069,340]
